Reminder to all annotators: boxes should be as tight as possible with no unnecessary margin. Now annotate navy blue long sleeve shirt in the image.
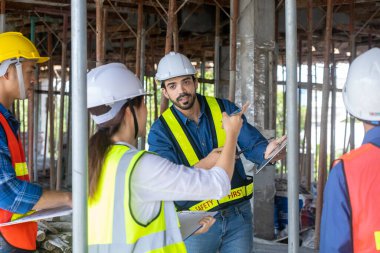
[148,94,268,181]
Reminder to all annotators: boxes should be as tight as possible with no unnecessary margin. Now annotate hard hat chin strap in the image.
[129,103,139,139]
[367,120,380,126]
[15,61,27,100]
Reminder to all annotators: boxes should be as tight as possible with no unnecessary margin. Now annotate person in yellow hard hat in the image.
[0,32,72,252]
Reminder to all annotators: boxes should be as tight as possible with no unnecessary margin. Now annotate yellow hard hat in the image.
[0,32,49,64]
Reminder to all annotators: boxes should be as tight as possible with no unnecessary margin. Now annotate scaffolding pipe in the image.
[281,59,286,178]
[298,37,302,141]
[148,77,152,125]
[48,32,55,190]
[269,51,276,130]
[42,100,48,177]
[228,0,238,102]
[136,0,145,149]
[298,37,303,180]
[22,100,25,151]
[96,0,105,66]
[349,1,356,151]
[136,0,143,78]
[165,1,174,53]
[28,18,36,182]
[214,5,220,97]
[315,0,333,248]
[0,0,5,32]
[120,37,125,63]
[54,79,60,164]
[33,69,40,181]
[31,17,40,182]
[314,64,318,172]
[153,77,158,119]
[140,29,146,149]
[173,5,179,52]
[71,0,88,249]
[150,38,158,120]
[285,0,299,252]
[15,100,19,124]
[305,0,313,190]
[330,49,336,164]
[65,75,72,188]
[56,14,68,191]
[160,0,175,113]
[140,30,145,96]
[26,102,33,181]
[88,31,93,62]
[202,60,206,93]
[103,9,108,58]
[275,15,282,157]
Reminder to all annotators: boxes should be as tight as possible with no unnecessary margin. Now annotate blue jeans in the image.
[185,200,253,253]
[0,235,32,253]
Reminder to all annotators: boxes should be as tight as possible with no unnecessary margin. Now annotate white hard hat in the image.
[343,48,380,122]
[87,63,147,124]
[155,51,196,81]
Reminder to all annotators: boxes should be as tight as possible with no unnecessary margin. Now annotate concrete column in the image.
[236,0,276,240]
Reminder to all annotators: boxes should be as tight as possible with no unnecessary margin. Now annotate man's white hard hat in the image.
[155,52,196,81]
[343,48,380,122]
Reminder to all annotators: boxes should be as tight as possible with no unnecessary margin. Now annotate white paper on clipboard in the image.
[256,139,287,174]
[178,211,217,240]
[0,206,72,227]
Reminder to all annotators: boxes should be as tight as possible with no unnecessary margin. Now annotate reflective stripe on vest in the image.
[160,96,225,167]
[161,107,200,166]
[189,181,253,211]
[0,112,37,251]
[15,162,28,177]
[204,96,226,147]
[375,231,380,250]
[88,145,186,253]
[339,143,380,253]
[160,96,253,211]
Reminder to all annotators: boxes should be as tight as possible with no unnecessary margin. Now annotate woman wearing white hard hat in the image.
[87,63,247,252]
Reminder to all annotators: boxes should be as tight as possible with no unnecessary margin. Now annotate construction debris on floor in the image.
[274,178,316,249]
[36,215,72,253]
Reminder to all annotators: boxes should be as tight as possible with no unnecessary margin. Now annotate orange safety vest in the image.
[0,112,37,251]
[339,142,380,253]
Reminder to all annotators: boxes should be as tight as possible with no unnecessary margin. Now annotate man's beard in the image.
[172,92,196,110]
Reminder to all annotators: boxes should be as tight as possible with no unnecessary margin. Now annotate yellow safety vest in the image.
[160,96,253,212]
[88,145,186,253]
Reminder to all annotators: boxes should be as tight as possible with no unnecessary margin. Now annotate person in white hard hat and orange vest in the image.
[148,52,286,253]
[0,32,72,252]
[320,48,380,253]
[87,62,248,252]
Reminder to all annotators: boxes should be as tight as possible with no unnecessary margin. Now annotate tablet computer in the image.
[255,139,287,174]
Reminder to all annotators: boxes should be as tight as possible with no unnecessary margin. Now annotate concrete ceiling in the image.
[2,0,380,70]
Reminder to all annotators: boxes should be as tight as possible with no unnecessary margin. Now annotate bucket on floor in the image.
[274,191,305,231]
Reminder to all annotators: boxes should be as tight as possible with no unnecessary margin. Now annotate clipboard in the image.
[255,139,287,174]
[0,206,72,227]
[177,211,217,240]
